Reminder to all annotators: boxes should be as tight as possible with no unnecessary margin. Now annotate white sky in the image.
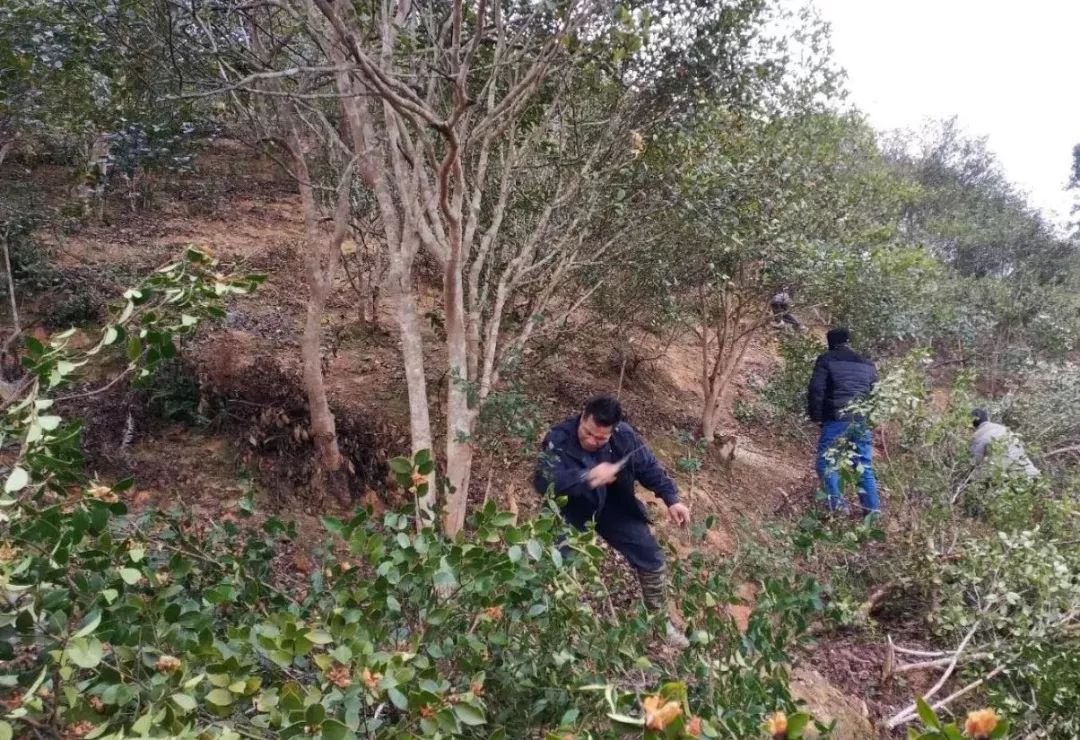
[808,0,1079,228]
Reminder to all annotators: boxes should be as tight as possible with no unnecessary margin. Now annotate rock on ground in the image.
[789,666,875,739]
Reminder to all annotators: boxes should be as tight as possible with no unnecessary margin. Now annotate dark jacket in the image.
[532,416,678,527]
[807,346,878,423]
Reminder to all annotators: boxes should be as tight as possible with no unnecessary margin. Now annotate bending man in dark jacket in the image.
[806,327,881,515]
[533,395,691,648]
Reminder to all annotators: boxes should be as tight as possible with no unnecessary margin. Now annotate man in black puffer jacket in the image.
[807,327,881,516]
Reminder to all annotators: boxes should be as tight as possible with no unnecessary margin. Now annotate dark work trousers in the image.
[771,304,803,328]
[561,500,664,571]
[560,505,668,612]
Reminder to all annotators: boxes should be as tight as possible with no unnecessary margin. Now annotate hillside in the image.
[7,142,926,736]
[4,2,1078,732]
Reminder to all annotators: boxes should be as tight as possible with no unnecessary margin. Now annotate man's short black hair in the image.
[971,408,988,428]
[826,327,850,350]
[583,395,623,427]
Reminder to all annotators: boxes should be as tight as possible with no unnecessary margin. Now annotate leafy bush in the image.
[849,356,1080,737]
[1004,361,1080,465]
[90,120,214,211]
[1,213,103,327]
[473,376,545,461]
[928,528,1080,738]
[736,332,822,430]
[0,214,64,295]
[141,357,206,425]
[803,244,946,353]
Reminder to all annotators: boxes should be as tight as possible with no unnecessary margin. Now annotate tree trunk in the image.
[2,232,20,338]
[291,127,348,501]
[699,384,725,440]
[301,277,342,471]
[443,328,474,535]
[390,246,436,513]
[442,172,474,536]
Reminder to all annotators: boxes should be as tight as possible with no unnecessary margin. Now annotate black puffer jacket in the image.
[807,346,878,423]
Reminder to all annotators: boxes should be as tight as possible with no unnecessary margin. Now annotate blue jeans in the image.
[816,419,880,514]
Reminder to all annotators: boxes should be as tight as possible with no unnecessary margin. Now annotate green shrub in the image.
[735,332,820,433]
[928,528,1080,738]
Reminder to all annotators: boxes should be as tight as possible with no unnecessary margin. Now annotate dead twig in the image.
[2,227,21,337]
[885,623,980,728]
[888,665,1007,729]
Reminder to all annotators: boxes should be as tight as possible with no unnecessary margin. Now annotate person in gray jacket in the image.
[970,409,1039,479]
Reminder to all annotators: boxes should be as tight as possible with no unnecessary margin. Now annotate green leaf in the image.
[51,360,77,386]
[305,629,333,645]
[387,687,408,710]
[127,336,142,362]
[786,712,811,738]
[181,314,198,327]
[305,702,326,725]
[84,723,110,740]
[4,467,29,493]
[0,720,12,740]
[606,712,644,727]
[916,698,940,729]
[988,719,1009,739]
[170,693,197,713]
[37,415,62,431]
[388,457,413,475]
[120,567,142,585]
[205,688,234,707]
[131,709,154,735]
[508,545,522,563]
[526,539,543,561]
[67,637,103,669]
[321,517,346,536]
[434,557,458,589]
[453,703,486,727]
[73,611,101,639]
[103,326,119,345]
[321,719,354,740]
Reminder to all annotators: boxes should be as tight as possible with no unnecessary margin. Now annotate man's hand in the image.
[667,502,691,527]
[585,462,620,489]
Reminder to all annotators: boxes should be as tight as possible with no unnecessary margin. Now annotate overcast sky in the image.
[808,0,1078,228]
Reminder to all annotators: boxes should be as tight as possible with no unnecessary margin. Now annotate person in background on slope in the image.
[806,327,881,517]
[970,408,1039,480]
[770,287,804,329]
[533,395,692,649]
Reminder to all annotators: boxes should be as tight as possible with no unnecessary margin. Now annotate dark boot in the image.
[635,566,689,649]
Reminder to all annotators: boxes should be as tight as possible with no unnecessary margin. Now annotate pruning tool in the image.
[579,443,647,482]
